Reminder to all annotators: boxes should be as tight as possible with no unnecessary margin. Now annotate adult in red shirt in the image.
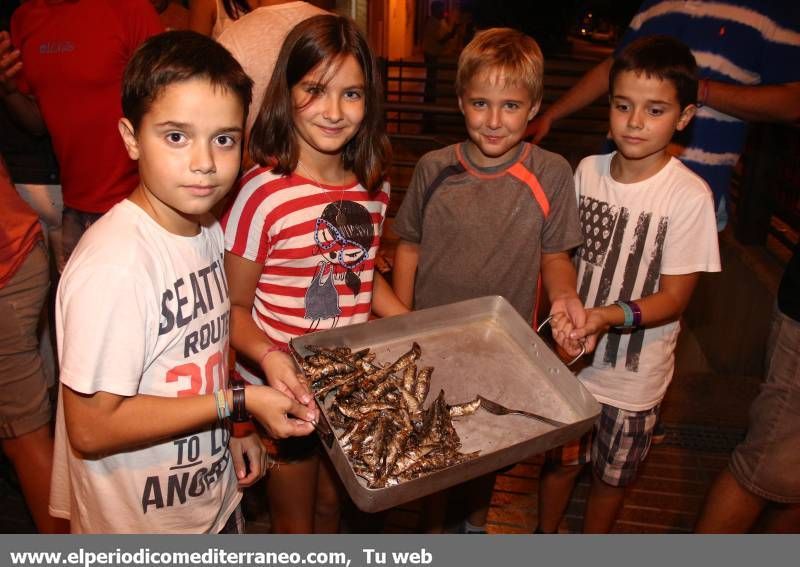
[0,153,68,533]
[0,0,163,269]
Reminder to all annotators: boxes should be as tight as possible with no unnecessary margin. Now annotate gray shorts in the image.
[729,306,800,503]
[0,242,52,438]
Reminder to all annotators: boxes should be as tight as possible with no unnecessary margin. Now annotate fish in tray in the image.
[294,342,480,488]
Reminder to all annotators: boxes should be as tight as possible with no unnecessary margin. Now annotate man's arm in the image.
[391,240,420,310]
[529,51,800,144]
[0,31,45,134]
[702,80,800,124]
[527,57,613,144]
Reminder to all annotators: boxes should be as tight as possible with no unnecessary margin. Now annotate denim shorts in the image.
[729,306,800,503]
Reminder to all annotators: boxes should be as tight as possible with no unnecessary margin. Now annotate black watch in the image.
[230,383,249,423]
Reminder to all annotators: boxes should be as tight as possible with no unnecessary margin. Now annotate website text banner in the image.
[1,534,797,567]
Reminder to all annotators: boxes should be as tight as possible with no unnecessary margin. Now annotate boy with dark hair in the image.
[528,0,800,231]
[50,31,316,533]
[392,27,585,534]
[539,35,721,533]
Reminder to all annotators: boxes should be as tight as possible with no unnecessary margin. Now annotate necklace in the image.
[297,159,348,226]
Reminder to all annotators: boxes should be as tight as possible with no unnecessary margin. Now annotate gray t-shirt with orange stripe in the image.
[393,141,584,322]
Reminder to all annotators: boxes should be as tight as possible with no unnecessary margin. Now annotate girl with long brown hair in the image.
[223,14,406,532]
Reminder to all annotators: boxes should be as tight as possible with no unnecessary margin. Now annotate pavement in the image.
[240,365,755,534]
[246,336,759,534]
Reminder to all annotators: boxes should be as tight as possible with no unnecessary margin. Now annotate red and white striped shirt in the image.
[223,166,389,384]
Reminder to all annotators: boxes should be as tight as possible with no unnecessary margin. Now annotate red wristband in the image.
[259,344,287,368]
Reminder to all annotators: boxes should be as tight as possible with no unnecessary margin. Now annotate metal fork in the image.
[478,395,567,428]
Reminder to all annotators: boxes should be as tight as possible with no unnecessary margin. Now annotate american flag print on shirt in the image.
[576,195,668,372]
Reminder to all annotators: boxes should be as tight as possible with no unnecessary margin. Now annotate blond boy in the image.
[392,28,585,533]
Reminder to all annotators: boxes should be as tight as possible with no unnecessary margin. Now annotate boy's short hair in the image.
[456,28,544,104]
[122,30,253,130]
[610,35,698,109]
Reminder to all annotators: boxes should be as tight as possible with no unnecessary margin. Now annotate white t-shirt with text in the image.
[50,200,239,533]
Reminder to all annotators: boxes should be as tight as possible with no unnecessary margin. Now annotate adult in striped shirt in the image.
[527,0,800,229]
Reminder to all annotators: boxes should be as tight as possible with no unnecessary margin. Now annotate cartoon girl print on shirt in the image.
[305,201,374,331]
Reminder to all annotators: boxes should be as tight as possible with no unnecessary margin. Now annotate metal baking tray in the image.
[290,295,600,513]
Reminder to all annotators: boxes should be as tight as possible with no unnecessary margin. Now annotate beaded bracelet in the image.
[215,388,231,421]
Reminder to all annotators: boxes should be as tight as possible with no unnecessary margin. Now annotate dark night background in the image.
[467,0,642,53]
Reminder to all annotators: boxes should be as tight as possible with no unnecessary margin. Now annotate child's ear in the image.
[457,95,465,115]
[527,101,541,122]
[118,118,140,160]
[676,104,697,132]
